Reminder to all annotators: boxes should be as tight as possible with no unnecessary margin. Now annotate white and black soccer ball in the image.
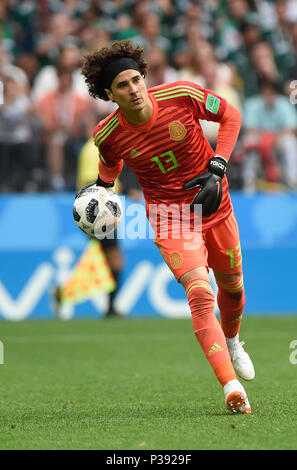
[73,185,123,239]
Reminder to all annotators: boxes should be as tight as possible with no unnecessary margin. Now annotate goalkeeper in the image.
[80,40,255,414]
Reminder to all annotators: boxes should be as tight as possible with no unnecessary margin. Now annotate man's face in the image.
[105,69,148,113]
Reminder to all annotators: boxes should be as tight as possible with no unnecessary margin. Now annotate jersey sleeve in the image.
[215,102,242,161]
[93,127,119,168]
[98,157,123,183]
[93,117,123,182]
[183,81,227,123]
[180,81,239,160]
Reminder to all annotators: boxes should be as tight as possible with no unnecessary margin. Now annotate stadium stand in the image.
[0,0,297,192]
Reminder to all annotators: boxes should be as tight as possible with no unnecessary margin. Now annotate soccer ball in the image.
[73,185,123,239]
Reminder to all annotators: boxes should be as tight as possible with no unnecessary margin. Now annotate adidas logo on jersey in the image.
[130,149,140,157]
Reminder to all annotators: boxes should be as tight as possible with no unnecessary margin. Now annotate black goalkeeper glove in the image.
[75,175,114,199]
[183,156,228,217]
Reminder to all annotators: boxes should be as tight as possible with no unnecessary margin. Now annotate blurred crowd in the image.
[1,0,297,193]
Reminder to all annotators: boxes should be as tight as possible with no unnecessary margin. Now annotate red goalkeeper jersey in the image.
[93,81,234,230]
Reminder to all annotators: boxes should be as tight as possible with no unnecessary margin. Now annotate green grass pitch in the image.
[0,316,296,450]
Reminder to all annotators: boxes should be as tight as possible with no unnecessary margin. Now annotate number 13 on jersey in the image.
[151,150,179,174]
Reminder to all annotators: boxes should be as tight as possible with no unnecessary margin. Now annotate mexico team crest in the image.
[168,121,187,142]
[170,252,183,269]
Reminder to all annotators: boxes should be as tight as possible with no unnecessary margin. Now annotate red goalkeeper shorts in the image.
[154,210,243,281]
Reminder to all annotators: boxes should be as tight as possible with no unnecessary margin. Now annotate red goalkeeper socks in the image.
[216,275,245,339]
[185,279,236,387]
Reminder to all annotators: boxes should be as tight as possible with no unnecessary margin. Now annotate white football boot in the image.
[224,379,252,414]
[226,335,255,381]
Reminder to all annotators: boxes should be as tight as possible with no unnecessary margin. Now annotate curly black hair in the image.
[81,40,147,101]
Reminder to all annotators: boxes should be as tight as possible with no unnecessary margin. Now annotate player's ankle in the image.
[223,378,243,395]
[225,334,239,348]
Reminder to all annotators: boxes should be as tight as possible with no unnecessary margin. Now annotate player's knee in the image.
[179,266,209,287]
[185,278,215,317]
[217,273,245,300]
